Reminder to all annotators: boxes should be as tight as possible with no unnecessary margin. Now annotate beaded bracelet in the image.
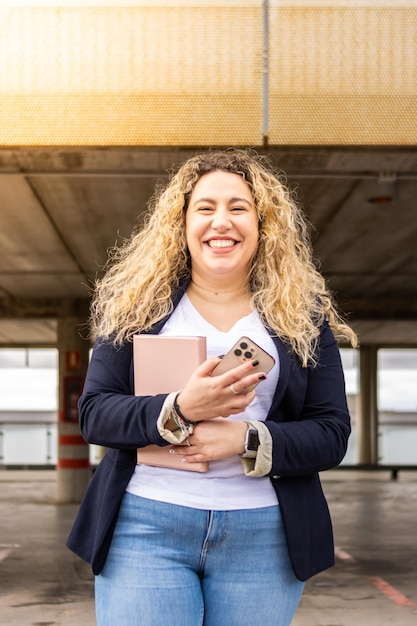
[171,410,192,437]
[170,394,195,439]
[173,394,196,427]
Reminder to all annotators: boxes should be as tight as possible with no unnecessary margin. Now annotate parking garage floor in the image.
[0,469,416,626]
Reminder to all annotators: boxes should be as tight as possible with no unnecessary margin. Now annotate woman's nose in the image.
[211,208,231,230]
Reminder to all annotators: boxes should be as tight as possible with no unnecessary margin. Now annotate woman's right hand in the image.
[175,357,266,421]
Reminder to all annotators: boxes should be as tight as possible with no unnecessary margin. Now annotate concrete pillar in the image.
[56,302,91,503]
[358,345,378,465]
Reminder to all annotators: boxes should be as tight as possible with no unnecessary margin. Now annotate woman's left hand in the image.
[172,419,248,464]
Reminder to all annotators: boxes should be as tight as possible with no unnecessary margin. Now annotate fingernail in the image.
[258,374,266,380]
[218,354,225,359]
[252,360,259,367]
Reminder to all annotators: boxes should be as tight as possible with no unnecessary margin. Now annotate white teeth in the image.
[207,240,235,248]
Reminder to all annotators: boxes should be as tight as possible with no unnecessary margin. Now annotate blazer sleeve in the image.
[77,337,170,449]
[266,320,351,477]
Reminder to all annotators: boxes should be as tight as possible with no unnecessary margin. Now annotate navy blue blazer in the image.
[67,289,351,582]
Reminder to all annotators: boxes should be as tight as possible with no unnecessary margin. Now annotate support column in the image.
[56,302,91,503]
[358,345,378,465]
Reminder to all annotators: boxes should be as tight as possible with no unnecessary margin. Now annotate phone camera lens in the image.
[244,351,252,359]
[240,342,248,350]
[234,349,242,357]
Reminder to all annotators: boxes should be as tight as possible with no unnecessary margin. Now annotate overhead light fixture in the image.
[367,172,397,204]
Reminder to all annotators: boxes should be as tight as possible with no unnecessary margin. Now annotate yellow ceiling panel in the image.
[0,4,415,146]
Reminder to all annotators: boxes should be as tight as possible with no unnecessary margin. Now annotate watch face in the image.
[247,430,259,451]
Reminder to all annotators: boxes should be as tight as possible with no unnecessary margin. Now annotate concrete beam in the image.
[0,298,90,319]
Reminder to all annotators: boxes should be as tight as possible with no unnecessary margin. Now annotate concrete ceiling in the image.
[1,146,416,346]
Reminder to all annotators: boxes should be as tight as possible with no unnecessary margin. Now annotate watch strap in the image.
[240,424,260,459]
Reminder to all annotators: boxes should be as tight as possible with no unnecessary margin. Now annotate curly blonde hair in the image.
[90,148,357,366]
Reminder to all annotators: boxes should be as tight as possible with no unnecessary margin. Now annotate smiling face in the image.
[185,170,259,286]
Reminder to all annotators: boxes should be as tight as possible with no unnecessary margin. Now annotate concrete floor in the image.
[0,470,416,626]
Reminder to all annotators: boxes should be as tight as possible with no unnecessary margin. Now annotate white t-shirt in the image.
[126,294,279,510]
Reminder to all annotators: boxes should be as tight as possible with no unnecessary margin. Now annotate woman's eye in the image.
[231,206,246,212]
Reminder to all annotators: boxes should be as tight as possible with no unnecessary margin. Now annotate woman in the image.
[67,149,357,626]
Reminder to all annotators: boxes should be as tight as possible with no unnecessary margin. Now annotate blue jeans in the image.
[95,492,304,626]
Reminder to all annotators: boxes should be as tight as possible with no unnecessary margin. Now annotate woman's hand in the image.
[175,357,266,422]
[173,419,248,463]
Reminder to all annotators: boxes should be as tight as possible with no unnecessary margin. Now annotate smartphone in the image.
[210,336,275,393]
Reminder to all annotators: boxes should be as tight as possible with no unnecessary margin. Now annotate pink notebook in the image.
[133,335,207,395]
[133,334,209,472]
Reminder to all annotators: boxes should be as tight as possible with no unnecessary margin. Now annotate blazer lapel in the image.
[270,334,292,407]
